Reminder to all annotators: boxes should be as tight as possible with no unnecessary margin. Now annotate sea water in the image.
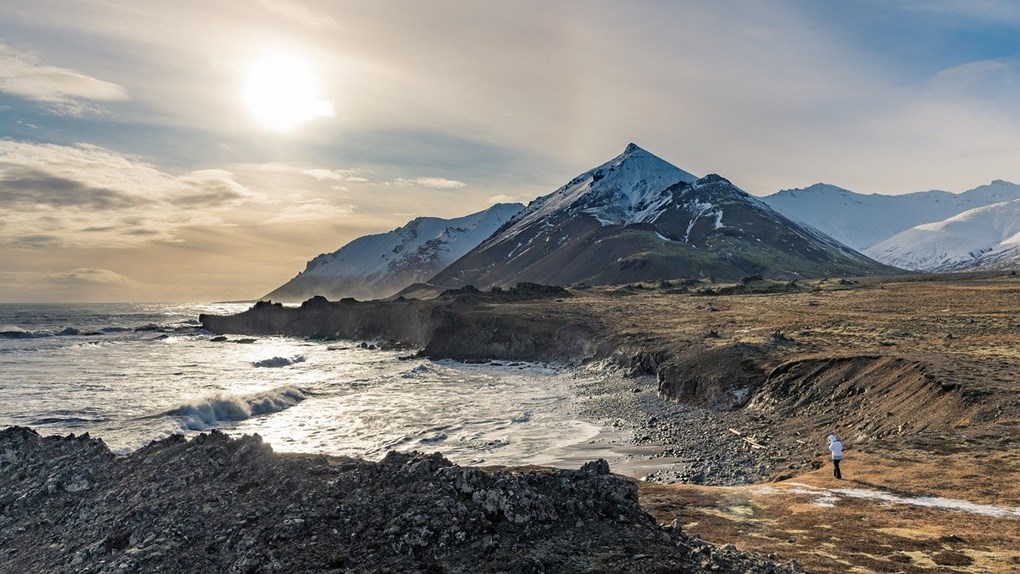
[0,303,603,465]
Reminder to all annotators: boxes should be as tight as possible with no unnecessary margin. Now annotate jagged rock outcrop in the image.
[0,427,798,574]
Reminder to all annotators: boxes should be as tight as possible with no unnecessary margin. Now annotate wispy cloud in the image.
[234,162,368,182]
[0,141,263,248]
[487,194,520,204]
[257,0,342,30]
[897,0,1020,23]
[931,57,1020,98]
[259,198,355,225]
[44,267,133,286]
[394,177,466,190]
[0,42,128,115]
[303,168,365,181]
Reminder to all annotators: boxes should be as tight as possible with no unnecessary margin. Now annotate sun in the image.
[243,54,335,131]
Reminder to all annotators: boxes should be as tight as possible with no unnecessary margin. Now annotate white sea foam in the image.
[2,303,620,469]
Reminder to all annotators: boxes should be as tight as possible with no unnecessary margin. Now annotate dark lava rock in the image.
[0,427,795,574]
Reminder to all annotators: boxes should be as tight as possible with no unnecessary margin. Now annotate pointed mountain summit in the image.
[511,143,698,229]
[427,144,895,289]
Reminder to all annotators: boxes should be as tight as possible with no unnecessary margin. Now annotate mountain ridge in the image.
[863,198,1020,271]
[761,180,1020,251]
[264,202,524,302]
[428,144,894,289]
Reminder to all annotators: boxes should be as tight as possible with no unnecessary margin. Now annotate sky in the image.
[2,0,1020,302]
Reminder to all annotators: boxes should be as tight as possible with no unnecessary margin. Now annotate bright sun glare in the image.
[244,54,335,132]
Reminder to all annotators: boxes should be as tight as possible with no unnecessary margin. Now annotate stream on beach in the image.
[0,302,650,470]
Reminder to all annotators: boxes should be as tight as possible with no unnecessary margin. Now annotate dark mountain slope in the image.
[430,145,896,288]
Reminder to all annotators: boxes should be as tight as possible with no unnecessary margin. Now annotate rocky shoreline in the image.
[198,279,1009,489]
[0,427,799,573]
[568,365,804,486]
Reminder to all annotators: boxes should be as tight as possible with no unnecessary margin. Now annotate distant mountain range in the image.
[263,145,1020,302]
[264,203,523,302]
[761,180,1020,252]
[863,199,1020,272]
[760,180,1020,272]
[426,144,892,289]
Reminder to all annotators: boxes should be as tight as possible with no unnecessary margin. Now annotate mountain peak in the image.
[622,142,643,154]
[505,144,697,230]
[614,142,671,167]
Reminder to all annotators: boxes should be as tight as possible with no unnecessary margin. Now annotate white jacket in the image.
[827,435,843,460]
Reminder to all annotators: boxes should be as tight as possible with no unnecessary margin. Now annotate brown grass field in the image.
[598,273,1020,573]
[641,449,1020,573]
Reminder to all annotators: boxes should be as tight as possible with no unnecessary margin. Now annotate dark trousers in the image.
[833,458,842,479]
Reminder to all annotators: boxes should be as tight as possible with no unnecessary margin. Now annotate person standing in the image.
[827,434,843,479]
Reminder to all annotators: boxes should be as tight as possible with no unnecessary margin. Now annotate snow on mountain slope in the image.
[264,203,523,301]
[504,143,698,232]
[863,199,1020,272]
[428,144,894,290]
[762,180,1020,251]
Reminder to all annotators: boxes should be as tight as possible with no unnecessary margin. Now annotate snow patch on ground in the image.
[758,482,1020,519]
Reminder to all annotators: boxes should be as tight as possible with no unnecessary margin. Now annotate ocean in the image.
[0,303,604,466]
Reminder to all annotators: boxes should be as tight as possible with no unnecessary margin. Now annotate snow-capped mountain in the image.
[510,143,697,228]
[427,144,894,289]
[863,199,1020,272]
[761,180,1020,251]
[264,203,524,301]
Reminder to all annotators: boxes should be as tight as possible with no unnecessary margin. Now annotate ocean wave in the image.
[0,327,53,339]
[134,323,175,333]
[30,415,110,427]
[0,326,107,338]
[166,386,309,431]
[252,355,306,368]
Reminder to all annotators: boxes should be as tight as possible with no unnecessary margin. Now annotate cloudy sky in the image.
[2,1,1019,302]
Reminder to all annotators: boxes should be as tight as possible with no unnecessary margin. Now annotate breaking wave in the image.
[1,327,54,339]
[252,355,306,368]
[0,324,168,339]
[166,386,309,431]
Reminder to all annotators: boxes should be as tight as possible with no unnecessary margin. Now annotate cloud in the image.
[0,166,151,209]
[44,267,133,286]
[897,0,1020,23]
[0,268,154,302]
[257,0,342,30]
[302,168,365,181]
[170,169,268,208]
[0,42,128,115]
[394,177,467,190]
[234,163,368,183]
[259,198,355,225]
[0,141,263,248]
[931,58,1020,98]
[487,194,519,204]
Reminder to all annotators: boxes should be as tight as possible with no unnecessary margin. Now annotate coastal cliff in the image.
[200,284,599,363]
